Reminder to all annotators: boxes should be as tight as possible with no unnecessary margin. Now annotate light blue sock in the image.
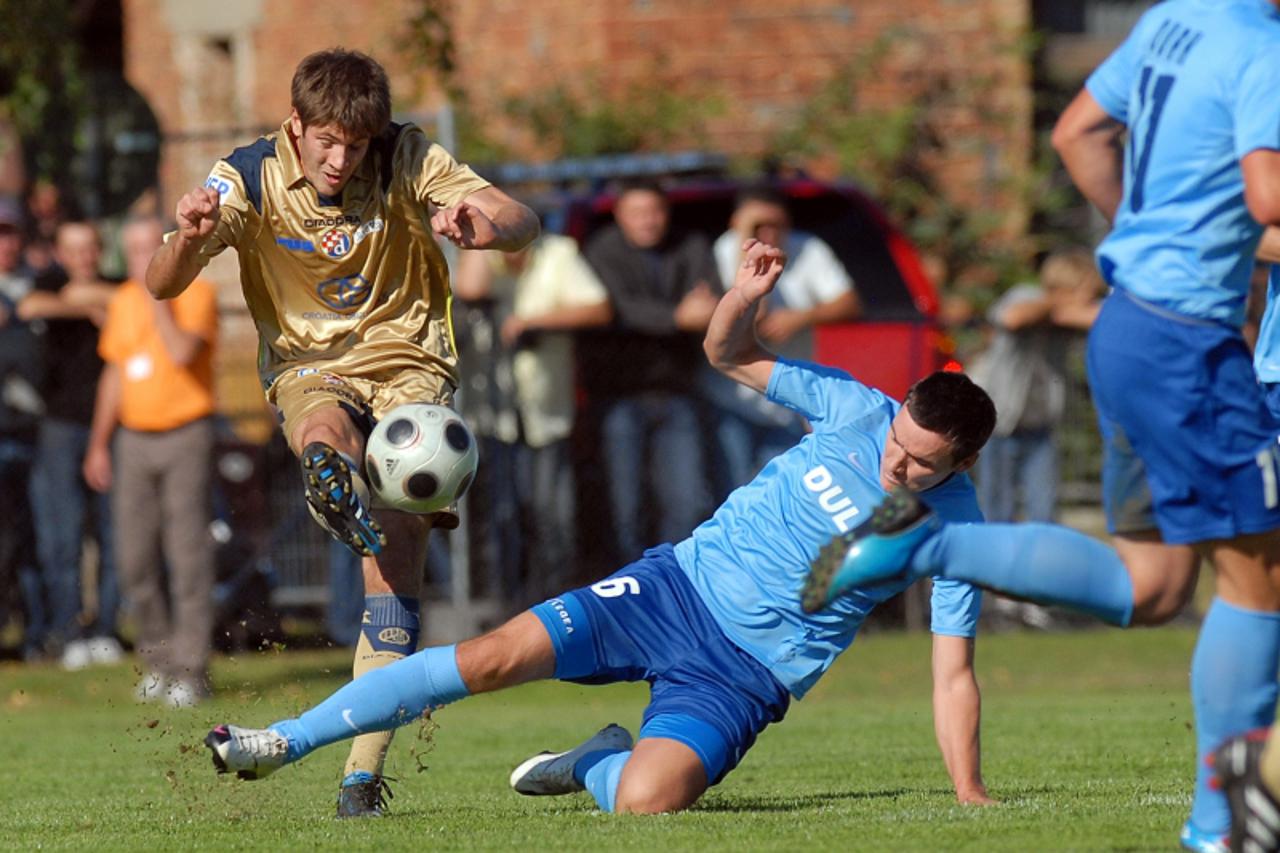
[583,750,631,813]
[912,523,1134,626]
[270,644,469,762]
[1188,598,1280,837]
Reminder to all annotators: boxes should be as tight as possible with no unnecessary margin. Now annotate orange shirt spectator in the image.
[98,278,217,432]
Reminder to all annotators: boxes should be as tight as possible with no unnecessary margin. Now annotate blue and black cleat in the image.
[336,771,395,818]
[301,442,386,558]
[801,487,941,613]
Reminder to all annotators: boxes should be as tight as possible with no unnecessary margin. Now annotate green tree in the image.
[500,73,723,159]
[768,28,1059,302]
[0,0,85,185]
[397,1,720,162]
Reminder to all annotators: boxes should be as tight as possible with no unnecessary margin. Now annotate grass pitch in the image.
[2,626,1199,851]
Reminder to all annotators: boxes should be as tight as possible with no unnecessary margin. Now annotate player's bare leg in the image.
[208,611,558,776]
[509,726,707,812]
[291,406,425,815]
[336,511,430,815]
[1112,533,1200,625]
[613,738,708,814]
[293,407,386,557]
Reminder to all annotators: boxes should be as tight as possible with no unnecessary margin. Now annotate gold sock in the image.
[342,631,404,778]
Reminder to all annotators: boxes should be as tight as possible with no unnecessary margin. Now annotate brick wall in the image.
[127,0,1032,232]
[451,0,1032,212]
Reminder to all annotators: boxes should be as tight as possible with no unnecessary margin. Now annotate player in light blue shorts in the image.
[807,3,1280,849]
[202,241,1002,813]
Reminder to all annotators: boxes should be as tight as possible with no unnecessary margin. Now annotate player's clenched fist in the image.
[431,202,498,249]
[175,186,221,242]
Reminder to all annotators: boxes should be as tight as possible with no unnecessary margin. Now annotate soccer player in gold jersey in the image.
[146,48,539,816]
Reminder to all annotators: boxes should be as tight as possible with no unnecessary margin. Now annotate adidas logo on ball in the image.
[365,403,478,514]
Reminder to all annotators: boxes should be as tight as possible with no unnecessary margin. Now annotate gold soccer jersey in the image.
[194,119,491,392]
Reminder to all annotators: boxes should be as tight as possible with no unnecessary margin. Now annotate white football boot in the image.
[205,724,291,780]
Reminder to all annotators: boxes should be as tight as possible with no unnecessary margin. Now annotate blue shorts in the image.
[1263,383,1280,423]
[531,545,790,785]
[1087,290,1280,544]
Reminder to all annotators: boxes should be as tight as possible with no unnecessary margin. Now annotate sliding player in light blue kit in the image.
[807,3,1280,850]
[205,240,1000,812]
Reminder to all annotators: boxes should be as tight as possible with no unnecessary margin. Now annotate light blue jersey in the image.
[674,359,984,698]
[1255,266,1280,383]
[1086,0,1280,325]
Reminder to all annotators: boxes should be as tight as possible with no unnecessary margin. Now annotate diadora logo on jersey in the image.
[353,218,384,245]
[203,175,231,201]
[304,214,360,228]
[319,228,352,258]
[803,465,862,532]
[275,236,315,253]
[316,273,372,312]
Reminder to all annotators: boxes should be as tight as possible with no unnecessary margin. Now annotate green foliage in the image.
[0,0,85,183]
[768,28,1061,300]
[1,628,1202,849]
[397,2,721,162]
[395,0,458,101]
[500,75,724,159]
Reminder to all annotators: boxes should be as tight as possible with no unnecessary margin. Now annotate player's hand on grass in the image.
[732,239,786,305]
[175,186,221,243]
[432,202,499,249]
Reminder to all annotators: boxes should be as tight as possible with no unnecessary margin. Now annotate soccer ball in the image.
[365,403,478,514]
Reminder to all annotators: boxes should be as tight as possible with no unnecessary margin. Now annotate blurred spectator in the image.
[22,180,66,276]
[705,187,862,498]
[19,220,122,669]
[454,233,612,605]
[0,197,45,660]
[969,247,1104,628]
[83,217,218,707]
[713,187,861,360]
[452,273,523,606]
[581,180,718,563]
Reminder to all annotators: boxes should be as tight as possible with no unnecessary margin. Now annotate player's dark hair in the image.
[903,371,996,463]
[291,48,391,140]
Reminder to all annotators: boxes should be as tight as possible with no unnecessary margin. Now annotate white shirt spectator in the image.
[714,229,853,362]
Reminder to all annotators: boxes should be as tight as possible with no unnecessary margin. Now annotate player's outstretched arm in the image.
[146,186,221,299]
[432,186,539,252]
[703,239,786,394]
[1052,89,1125,224]
[931,634,995,805]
